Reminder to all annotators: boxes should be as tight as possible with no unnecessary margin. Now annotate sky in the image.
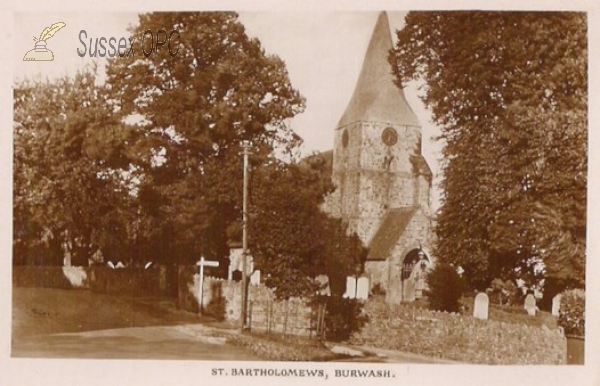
[12,11,444,209]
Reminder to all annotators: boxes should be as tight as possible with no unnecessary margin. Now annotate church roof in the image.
[367,207,418,261]
[338,12,420,128]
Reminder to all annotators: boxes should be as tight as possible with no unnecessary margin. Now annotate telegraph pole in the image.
[240,140,252,332]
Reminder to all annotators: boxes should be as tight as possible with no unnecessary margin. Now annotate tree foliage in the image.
[13,69,136,266]
[14,12,367,304]
[426,263,464,312]
[249,155,366,300]
[104,12,306,268]
[391,12,587,289]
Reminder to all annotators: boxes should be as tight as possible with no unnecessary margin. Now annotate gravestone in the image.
[250,270,261,286]
[473,292,489,320]
[356,276,369,300]
[524,294,537,316]
[343,276,357,299]
[315,274,331,296]
[403,278,416,302]
[552,294,562,317]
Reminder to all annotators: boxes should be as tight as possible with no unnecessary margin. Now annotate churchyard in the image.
[12,263,571,364]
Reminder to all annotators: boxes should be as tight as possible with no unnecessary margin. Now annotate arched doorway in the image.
[401,248,430,301]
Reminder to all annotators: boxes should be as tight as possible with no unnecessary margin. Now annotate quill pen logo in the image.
[23,22,66,61]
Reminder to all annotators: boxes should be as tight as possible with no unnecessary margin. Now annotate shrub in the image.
[204,297,226,320]
[558,289,585,337]
[426,263,464,312]
[370,283,386,296]
[318,296,368,342]
[204,281,227,320]
[489,278,518,306]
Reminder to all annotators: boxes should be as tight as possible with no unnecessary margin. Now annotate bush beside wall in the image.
[350,298,566,364]
[558,289,585,336]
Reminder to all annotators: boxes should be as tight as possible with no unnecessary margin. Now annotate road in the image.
[12,324,448,363]
[12,324,262,361]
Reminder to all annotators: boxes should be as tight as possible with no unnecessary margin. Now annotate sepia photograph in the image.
[4,2,599,386]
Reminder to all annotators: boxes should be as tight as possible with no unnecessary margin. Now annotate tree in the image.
[320,218,367,296]
[13,69,136,265]
[391,12,587,289]
[249,157,331,300]
[249,154,367,300]
[426,263,464,312]
[105,12,305,268]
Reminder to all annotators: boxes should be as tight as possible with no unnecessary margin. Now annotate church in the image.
[321,12,435,304]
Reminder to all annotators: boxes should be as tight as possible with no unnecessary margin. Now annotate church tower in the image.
[325,12,434,302]
[330,11,431,243]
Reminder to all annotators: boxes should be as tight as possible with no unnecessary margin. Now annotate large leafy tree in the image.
[105,12,305,268]
[249,155,367,299]
[13,70,136,266]
[391,12,586,290]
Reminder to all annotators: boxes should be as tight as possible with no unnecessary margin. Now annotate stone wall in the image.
[351,297,566,364]
[364,260,388,293]
[184,275,315,336]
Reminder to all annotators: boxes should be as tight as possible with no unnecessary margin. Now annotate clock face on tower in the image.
[381,127,398,146]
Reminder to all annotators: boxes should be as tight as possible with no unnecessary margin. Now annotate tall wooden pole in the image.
[241,140,251,331]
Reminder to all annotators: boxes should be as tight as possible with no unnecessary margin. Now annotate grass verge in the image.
[226,333,345,362]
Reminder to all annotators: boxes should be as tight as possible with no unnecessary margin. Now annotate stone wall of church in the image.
[329,121,427,244]
[379,209,432,304]
[358,123,421,174]
[417,174,432,214]
[364,260,389,293]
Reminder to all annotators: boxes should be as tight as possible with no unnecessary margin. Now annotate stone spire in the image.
[338,11,420,128]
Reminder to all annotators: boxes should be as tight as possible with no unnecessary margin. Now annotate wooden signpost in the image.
[196,257,219,313]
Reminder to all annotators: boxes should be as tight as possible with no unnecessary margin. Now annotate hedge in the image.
[13,266,175,297]
[13,266,79,289]
[88,267,172,297]
[350,298,566,364]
